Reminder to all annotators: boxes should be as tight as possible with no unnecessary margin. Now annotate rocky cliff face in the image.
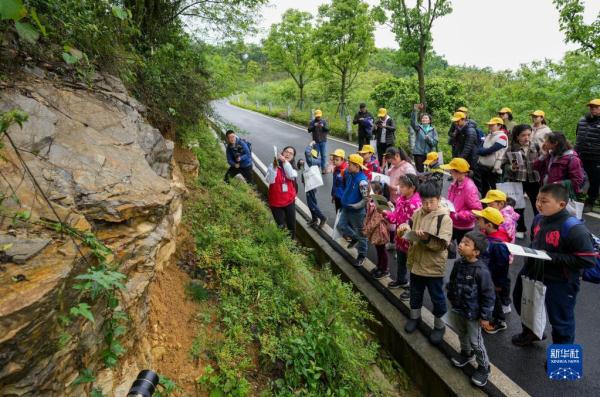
[0,72,186,396]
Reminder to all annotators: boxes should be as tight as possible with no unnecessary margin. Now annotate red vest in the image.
[268,166,296,207]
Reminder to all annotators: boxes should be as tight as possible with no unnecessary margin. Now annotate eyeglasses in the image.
[283,150,295,155]
[498,112,507,115]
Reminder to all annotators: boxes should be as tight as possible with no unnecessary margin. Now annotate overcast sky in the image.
[254,0,599,71]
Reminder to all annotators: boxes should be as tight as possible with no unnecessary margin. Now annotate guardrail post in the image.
[287,105,291,120]
[346,115,352,142]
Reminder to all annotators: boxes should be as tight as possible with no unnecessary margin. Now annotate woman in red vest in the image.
[267,146,298,238]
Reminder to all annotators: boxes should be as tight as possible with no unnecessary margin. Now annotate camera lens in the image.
[127,370,159,397]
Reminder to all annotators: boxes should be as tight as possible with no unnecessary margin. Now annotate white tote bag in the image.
[567,199,584,220]
[520,275,547,340]
[331,211,342,240]
[303,165,324,192]
[496,182,526,209]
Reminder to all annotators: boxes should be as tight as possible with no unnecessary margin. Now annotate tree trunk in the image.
[339,70,347,118]
[417,49,426,110]
[299,84,305,111]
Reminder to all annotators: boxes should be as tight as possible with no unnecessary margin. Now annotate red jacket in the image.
[533,150,585,193]
[268,166,296,207]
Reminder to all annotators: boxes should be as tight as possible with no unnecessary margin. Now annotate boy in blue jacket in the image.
[224,130,253,184]
[297,141,327,228]
[472,207,511,334]
[447,231,495,387]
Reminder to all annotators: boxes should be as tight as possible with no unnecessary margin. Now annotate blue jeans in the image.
[315,141,327,169]
[306,189,325,221]
[337,207,368,257]
[409,273,447,318]
[513,269,580,344]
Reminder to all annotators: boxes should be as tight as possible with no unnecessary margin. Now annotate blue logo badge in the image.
[547,344,583,380]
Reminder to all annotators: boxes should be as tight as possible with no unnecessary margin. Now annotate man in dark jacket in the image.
[224,130,253,184]
[448,107,478,156]
[575,99,600,212]
[307,109,329,172]
[353,103,374,150]
[373,108,396,165]
[451,111,478,169]
[512,184,596,347]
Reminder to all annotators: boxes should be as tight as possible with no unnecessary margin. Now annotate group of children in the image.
[297,139,596,388]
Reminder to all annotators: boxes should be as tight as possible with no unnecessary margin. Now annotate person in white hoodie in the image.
[475,117,508,197]
[530,110,552,148]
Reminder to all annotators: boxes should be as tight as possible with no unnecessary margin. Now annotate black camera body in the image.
[127,370,159,397]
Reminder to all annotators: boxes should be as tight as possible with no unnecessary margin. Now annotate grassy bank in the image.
[179,122,413,396]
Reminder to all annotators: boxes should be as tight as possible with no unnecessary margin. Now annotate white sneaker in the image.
[502,305,512,314]
[516,232,525,240]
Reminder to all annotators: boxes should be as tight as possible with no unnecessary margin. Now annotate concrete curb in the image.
[209,119,529,397]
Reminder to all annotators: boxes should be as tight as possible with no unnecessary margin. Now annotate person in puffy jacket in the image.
[357,144,379,180]
[385,174,421,291]
[330,149,348,212]
[267,146,298,238]
[307,110,330,171]
[575,99,600,212]
[353,103,374,150]
[450,112,479,169]
[534,132,585,195]
[441,158,482,246]
[374,108,397,164]
[446,231,494,388]
[475,117,508,197]
[410,104,439,172]
[530,110,552,148]
[224,130,253,184]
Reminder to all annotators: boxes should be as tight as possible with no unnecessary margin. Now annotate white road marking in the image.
[584,211,600,220]
[224,101,359,148]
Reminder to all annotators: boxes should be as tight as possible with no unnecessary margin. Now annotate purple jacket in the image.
[533,150,585,193]
[448,177,482,230]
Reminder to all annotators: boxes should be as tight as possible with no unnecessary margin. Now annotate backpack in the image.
[474,127,485,146]
[532,215,600,284]
[240,138,252,154]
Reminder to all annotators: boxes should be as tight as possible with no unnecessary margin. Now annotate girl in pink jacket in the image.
[442,158,482,245]
[385,174,421,290]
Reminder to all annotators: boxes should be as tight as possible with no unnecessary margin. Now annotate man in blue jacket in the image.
[224,130,253,184]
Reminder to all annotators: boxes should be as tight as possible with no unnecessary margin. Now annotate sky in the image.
[254,0,599,71]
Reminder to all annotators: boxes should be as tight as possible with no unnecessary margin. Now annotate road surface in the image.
[213,100,600,396]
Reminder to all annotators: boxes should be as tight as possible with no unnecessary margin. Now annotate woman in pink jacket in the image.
[384,146,417,204]
[441,157,482,245]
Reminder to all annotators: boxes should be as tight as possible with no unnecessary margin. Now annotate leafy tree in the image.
[380,0,452,109]
[314,0,376,117]
[368,48,448,77]
[371,75,466,125]
[264,9,316,110]
[554,0,600,57]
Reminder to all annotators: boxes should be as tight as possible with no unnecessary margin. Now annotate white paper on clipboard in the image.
[504,243,552,261]
[273,145,278,158]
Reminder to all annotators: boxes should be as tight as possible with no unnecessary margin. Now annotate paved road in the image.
[213,100,600,396]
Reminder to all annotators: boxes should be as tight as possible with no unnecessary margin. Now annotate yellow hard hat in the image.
[310,149,318,158]
[451,111,466,122]
[587,99,600,106]
[441,157,470,173]
[348,153,367,170]
[498,107,512,114]
[332,149,346,158]
[530,110,545,117]
[486,117,505,126]
[358,144,375,154]
[472,207,504,226]
[314,109,323,117]
[377,108,387,117]
[457,106,469,113]
[480,189,507,204]
[423,151,439,166]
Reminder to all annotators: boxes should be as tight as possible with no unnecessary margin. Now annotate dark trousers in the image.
[333,197,342,213]
[375,244,389,272]
[492,289,506,324]
[516,181,540,233]
[414,154,426,173]
[474,164,498,197]
[377,142,391,166]
[358,133,371,151]
[395,250,408,283]
[306,189,325,221]
[513,269,580,344]
[452,228,470,246]
[224,165,253,184]
[409,273,447,317]
[582,158,600,202]
[270,203,296,239]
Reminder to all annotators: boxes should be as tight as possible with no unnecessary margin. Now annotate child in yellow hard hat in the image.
[357,144,380,180]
